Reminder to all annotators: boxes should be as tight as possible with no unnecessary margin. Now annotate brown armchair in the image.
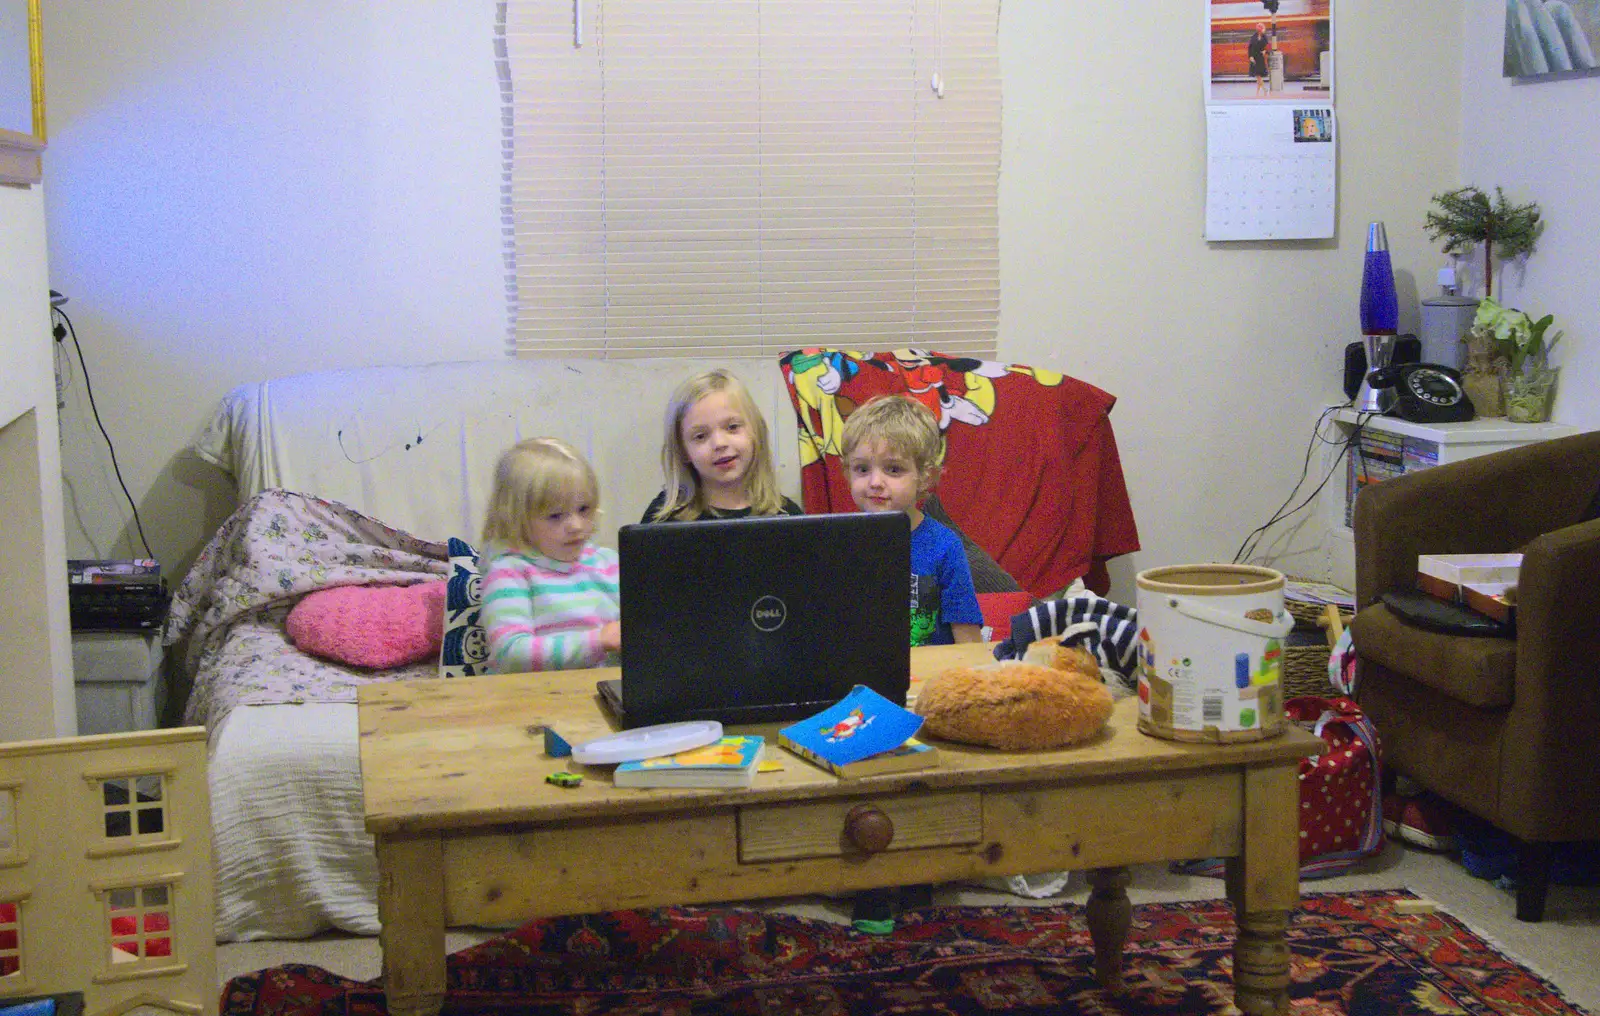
[1349,429,1600,922]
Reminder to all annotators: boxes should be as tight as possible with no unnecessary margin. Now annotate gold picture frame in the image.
[1,0,46,186]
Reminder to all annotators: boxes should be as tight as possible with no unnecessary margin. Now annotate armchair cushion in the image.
[1349,604,1517,709]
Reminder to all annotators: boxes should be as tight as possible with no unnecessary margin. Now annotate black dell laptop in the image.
[602,511,911,728]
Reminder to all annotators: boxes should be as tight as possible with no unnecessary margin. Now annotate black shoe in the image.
[898,883,934,910]
[851,888,895,934]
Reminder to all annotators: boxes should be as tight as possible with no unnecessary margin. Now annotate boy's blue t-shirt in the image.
[909,515,983,646]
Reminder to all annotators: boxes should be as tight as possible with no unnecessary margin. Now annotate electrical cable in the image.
[1231,403,1341,564]
[1232,399,1371,565]
[52,305,157,561]
[1236,404,1373,564]
[53,336,73,408]
[1291,407,1377,541]
[1247,412,1370,561]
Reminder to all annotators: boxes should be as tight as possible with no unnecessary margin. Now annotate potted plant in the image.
[1472,296,1563,422]
[1424,186,1544,299]
[1425,186,1551,418]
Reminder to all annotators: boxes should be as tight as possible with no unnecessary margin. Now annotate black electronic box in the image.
[68,559,170,631]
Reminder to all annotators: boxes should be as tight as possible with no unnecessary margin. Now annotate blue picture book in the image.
[778,684,927,772]
[613,734,765,789]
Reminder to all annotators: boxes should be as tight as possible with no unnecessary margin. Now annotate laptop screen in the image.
[612,512,911,727]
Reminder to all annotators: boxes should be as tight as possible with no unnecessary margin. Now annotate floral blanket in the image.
[164,488,451,730]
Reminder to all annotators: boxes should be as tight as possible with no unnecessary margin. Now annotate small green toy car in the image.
[545,771,583,788]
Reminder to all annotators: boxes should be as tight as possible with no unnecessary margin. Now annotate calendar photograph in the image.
[1208,0,1334,103]
[1504,0,1599,76]
[1293,108,1333,142]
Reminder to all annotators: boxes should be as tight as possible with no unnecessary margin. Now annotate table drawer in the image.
[738,789,982,863]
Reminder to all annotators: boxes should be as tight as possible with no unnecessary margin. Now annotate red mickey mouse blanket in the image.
[779,348,1139,597]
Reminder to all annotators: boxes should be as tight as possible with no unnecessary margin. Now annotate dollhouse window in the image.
[0,787,16,862]
[0,899,21,980]
[107,884,173,967]
[100,774,168,843]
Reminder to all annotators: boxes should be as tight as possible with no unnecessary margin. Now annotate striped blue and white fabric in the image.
[992,593,1140,694]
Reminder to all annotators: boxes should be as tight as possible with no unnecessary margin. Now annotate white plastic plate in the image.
[570,720,723,765]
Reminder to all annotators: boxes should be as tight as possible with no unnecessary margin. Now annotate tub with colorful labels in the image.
[1134,564,1293,742]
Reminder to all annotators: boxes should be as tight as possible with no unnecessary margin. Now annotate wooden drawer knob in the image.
[844,804,895,853]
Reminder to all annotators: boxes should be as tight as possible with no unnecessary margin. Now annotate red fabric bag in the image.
[1288,695,1386,876]
[1174,694,1384,880]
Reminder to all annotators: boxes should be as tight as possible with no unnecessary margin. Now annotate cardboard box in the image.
[1416,553,1520,624]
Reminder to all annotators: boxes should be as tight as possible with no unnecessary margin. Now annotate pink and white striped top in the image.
[478,544,620,673]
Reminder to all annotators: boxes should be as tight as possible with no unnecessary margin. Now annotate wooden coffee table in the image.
[359,643,1319,1016]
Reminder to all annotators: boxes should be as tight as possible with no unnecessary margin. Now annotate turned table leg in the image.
[1232,907,1292,1014]
[377,833,447,1016]
[1086,865,1132,990]
[1224,762,1300,1016]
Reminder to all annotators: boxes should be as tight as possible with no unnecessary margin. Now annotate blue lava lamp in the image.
[1357,222,1399,412]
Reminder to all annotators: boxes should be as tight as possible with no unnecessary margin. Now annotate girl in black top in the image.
[641,368,803,523]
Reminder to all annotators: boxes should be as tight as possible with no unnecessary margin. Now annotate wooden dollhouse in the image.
[0,728,213,1015]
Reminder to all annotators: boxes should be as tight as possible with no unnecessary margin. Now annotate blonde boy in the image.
[840,396,982,645]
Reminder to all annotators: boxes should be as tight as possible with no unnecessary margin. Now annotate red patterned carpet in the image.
[222,890,1591,1015]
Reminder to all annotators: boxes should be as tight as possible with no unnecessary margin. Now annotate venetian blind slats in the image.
[504,0,999,359]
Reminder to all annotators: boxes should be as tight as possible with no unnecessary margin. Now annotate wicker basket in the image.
[1283,641,1339,699]
[1283,576,1355,632]
[1286,598,1354,631]
[1279,579,1351,700]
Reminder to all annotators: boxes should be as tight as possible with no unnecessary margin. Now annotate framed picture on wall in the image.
[1504,0,1599,77]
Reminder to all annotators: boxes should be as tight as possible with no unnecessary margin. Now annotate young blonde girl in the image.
[640,368,804,523]
[479,437,621,673]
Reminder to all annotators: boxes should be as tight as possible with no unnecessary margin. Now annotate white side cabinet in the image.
[1318,409,1578,590]
[71,629,167,734]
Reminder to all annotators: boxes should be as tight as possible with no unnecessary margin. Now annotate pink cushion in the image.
[286,581,447,670]
[977,591,1036,643]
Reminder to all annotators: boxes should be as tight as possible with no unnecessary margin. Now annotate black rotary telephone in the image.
[1368,363,1476,423]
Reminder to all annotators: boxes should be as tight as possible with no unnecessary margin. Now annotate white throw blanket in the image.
[163,488,453,939]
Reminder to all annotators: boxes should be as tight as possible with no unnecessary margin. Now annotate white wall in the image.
[1459,8,1599,427]
[43,1,505,579]
[998,2,1463,591]
[41,1,1481,603]
[1,181,76,739]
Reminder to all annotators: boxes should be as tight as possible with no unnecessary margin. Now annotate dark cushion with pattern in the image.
[923,493,1024,594]
[439,537,488,677]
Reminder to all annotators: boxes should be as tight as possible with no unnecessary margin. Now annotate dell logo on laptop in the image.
[750,595,787,631]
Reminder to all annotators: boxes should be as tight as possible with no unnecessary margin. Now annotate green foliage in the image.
[1473,295,1562,377]
[1424,186,1545,298]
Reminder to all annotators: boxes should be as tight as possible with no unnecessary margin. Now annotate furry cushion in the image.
[1018,635,1102,678]
[286,580,447,669]
[916,638,1114,750]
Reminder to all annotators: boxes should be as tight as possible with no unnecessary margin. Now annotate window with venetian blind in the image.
[501,0,1000,360]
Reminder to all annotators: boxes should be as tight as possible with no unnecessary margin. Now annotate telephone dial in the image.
[1367,363,1476,423]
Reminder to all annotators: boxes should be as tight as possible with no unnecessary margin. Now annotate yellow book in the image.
[612,735,764,789]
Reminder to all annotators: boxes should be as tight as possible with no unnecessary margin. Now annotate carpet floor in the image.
[221,889,1592,1015]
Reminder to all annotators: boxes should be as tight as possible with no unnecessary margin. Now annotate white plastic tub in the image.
[1134,564,1294,743]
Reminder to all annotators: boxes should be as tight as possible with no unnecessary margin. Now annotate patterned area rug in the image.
[222,890,1592,1015]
